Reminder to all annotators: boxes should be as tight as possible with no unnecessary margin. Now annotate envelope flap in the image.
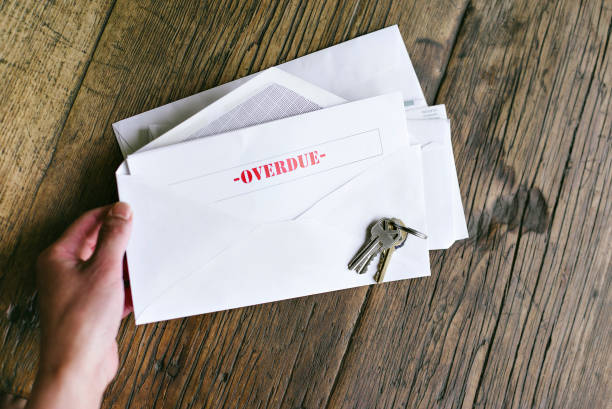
[117,174,256,319]
[134,147,431,324]
[296,146,428,237]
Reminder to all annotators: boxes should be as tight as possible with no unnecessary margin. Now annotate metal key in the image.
[348,219,403,274]
[356,223,404,274]
[348,219,386,271]
[374,219,408,283]
[388,220,428,240]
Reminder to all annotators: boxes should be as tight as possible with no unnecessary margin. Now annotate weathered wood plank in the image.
[0,0,469,404]
[0,0,115,393]
[324,0,611,408]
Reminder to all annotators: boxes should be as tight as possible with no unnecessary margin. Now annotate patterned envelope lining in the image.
[185,83,322,141]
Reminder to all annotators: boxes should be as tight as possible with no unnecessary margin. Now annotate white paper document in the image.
[119,93,430,324]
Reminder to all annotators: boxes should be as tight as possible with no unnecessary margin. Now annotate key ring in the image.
[389,221,428,240]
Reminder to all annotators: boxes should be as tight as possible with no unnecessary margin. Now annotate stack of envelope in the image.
[113,25,468,325]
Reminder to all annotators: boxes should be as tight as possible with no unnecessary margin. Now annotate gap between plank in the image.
[432,0,471,105]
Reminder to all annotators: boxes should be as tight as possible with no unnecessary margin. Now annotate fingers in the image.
[51,206,112,260]
[77,221,103,261]
[91,202,133,274]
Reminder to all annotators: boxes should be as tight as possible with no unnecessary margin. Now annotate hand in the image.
[26,203,133,409]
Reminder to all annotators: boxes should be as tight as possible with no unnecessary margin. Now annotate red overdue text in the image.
[234,150,326,184]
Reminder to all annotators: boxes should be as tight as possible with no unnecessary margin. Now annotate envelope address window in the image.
[170,129,383,202]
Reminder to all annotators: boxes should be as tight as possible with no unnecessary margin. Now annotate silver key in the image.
[348,219,386,271]
[354,226,403,274]
[348,220,403,274]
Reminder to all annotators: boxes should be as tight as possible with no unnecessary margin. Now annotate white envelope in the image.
[118,93,431,324]
[405,118,468,248]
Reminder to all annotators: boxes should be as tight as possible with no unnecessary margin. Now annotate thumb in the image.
[92,202,133,270]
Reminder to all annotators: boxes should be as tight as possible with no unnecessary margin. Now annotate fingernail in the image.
[108,202,132,221]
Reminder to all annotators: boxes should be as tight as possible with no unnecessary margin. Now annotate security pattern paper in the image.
[186,84,321,141]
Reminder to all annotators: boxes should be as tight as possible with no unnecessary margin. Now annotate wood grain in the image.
[0,0,610,408]
[0,0,114,393]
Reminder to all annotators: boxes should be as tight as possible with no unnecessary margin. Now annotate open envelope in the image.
[117,93,431,324]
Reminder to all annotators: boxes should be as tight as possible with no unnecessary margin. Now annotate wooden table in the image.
[1,1,610,407]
